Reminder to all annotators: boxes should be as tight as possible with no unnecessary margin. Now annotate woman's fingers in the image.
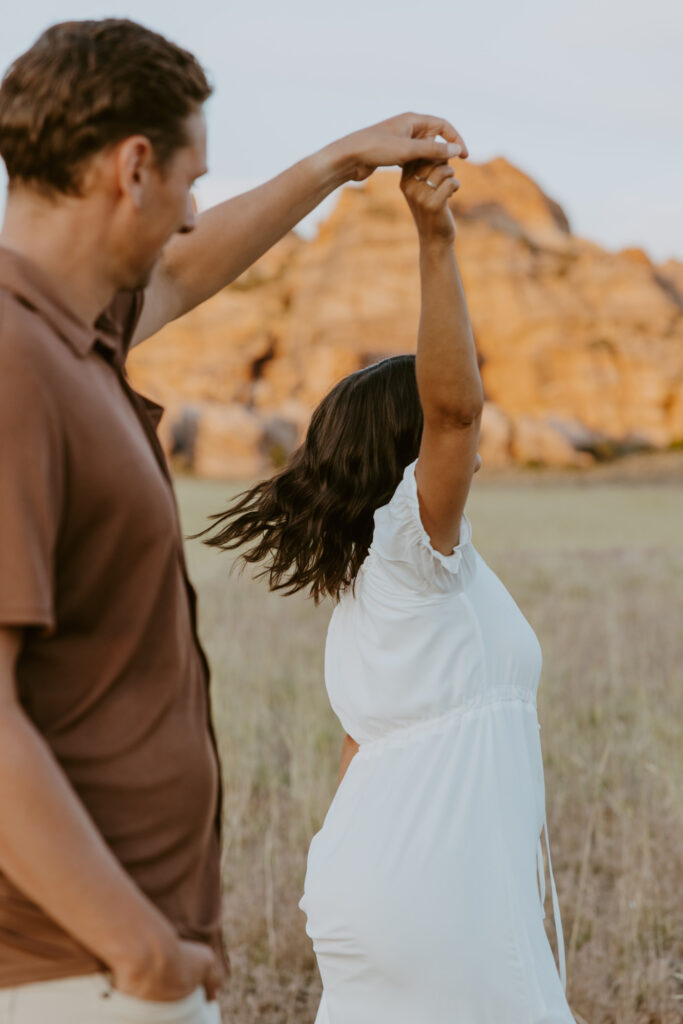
[428,176,460,207]
[418,176,460,211]
[403,162,460,213]
[400,151,460,240]
[417,163,456,187]
[401,159,448,185]
[402,161,456,194]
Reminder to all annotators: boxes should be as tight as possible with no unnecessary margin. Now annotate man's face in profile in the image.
[121,108,208,290]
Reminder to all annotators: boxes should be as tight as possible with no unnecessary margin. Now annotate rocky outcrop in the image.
[128,159,683,477]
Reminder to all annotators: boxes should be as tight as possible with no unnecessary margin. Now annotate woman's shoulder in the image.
[362,459,473,598]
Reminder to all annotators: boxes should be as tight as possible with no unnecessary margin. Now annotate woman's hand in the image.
[401,160,460,244]
[338,734,359,787]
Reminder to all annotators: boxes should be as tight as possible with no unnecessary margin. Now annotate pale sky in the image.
[1,0,681,261]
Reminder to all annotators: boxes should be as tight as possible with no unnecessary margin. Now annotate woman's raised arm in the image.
[401,155,484,556]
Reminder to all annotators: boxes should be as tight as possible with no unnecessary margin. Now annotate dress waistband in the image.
[355,688,538,758]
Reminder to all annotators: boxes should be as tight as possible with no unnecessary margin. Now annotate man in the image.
[0,18,466,1022]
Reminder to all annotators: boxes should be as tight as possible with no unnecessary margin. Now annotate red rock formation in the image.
[128,160,683,477]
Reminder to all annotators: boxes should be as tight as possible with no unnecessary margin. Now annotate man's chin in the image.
[126,264,156,292]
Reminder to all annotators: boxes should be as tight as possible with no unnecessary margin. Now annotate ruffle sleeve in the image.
[366,459,472,596]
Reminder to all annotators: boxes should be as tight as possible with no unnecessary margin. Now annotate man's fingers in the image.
[203,953,225,1001]
[406,137,465,164]
[404,114,469,157]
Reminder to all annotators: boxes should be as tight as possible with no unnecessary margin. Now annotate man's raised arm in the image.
[131,112,468,347]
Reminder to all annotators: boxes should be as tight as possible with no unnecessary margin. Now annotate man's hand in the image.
[0,627,228,1011]
[325,112,468,183]
[130,113,469,347]
[112,936,225,1003]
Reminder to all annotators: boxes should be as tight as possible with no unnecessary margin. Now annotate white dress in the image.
[299,460,574,1024]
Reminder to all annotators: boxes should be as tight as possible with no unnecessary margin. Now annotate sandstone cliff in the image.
[127,158,683,477]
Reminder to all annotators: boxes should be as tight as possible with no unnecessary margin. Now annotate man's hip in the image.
[0,972,222,1023]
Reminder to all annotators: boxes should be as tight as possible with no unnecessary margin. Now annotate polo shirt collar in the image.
[0,244,122,359]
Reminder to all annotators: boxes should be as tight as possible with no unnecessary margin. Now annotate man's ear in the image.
[116,136,157,208]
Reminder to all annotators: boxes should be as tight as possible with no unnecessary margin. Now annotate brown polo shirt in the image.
[0,245,227,987]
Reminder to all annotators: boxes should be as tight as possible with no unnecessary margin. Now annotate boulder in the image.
[127,159,683,477]
[191,404,266,480]
[511,416,594,468]
[478,402,513,467]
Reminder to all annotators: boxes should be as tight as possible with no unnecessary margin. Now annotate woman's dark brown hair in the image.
[0,18,212,196]
[202,355,424,602]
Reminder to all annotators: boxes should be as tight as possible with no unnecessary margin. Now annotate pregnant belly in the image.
[301,705,544,982]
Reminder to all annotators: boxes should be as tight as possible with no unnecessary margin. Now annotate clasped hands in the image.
[327,111,467,241]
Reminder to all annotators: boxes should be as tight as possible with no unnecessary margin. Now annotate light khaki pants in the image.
[0,973,222,1023]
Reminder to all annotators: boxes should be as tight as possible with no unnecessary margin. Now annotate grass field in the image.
[175,468,683,1024]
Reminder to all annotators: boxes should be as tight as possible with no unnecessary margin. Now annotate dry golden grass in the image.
[176,470,683,1024]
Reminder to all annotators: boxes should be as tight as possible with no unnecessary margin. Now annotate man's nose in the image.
[179,191,198,234]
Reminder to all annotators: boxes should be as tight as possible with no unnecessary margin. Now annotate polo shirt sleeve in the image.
[0,336,64,633]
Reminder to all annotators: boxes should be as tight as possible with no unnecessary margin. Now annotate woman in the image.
[203,148,575,1024]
